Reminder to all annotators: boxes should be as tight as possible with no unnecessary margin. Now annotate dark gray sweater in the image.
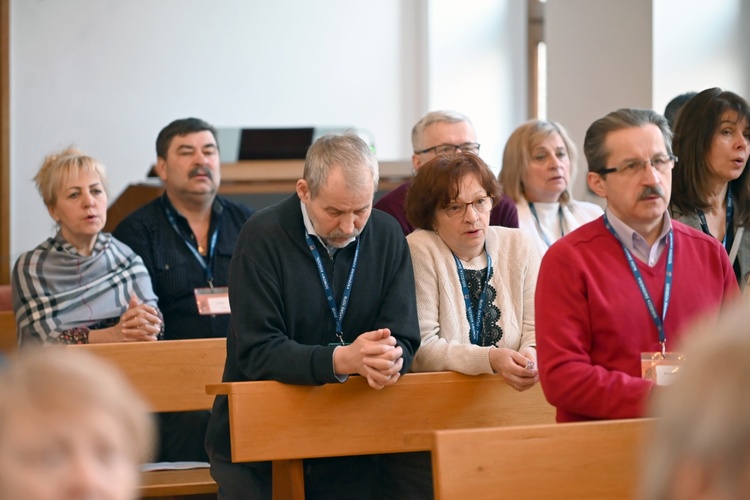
[207,194,420,459]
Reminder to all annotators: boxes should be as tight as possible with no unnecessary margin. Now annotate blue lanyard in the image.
[453,251,493,345]
[529,202,564,248]
[163,202,219,284]
[604,214,673,355]
[305,231,360,345]
[697,188,734,253]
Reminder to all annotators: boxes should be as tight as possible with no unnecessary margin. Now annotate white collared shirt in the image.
[605,208,672,267]
[300,201,356,257]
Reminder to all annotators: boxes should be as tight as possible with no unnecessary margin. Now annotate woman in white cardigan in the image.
[404,152,540,391]
[499,120,603,257]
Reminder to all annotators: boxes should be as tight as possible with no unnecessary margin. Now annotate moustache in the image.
[638,185,665,200]
[324,228,361,248]
[189,166,213,180]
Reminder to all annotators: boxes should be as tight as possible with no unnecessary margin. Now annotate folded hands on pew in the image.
[333,328,404,390]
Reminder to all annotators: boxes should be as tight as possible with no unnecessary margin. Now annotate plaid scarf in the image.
[13,232,158,346]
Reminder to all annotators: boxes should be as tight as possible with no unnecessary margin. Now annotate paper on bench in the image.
[141,461,210,472]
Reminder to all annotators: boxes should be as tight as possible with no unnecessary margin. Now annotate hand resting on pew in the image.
[333,328,404,390]
[90,295,162,343]
[489,345,539,391]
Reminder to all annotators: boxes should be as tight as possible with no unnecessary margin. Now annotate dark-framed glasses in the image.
[443,196,493,218]
[417,142,481,156]
[598,155,677,177]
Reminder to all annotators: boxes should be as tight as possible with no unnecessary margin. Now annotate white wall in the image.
[546,0,750,202]
[546,0,653,201]
[653,0,749,113]
[427,0,527,172]
[9,0,523,262]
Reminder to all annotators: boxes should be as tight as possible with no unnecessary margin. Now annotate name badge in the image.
[194,287,231,315]
[641,352,685,386]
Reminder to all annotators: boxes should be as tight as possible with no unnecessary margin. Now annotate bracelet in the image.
[56,327,90,345]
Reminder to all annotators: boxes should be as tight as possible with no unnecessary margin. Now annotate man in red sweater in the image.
[536,108,739,422]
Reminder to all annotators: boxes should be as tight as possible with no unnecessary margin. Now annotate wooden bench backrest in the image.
[0,311,16,355]
[424,418,653,500]
[208,371,556,463]
[68,338,226,412]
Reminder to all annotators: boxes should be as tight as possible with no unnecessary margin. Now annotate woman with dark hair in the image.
[670,87,750,289]
[405,152,539,390]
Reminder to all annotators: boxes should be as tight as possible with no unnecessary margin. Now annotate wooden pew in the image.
[67,338,227,499]
[208,371,556,499]
[413,418,654,500]
[0,310,15,355]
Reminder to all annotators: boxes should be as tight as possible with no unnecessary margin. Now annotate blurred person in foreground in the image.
[640,301,750,500]
[0,348,155,500]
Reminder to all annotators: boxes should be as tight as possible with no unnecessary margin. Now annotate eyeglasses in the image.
[416,142,481,156]
[598,155,677,177]
[443,196,493,218]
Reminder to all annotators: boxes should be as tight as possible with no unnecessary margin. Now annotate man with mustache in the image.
[535,108,739,422]
[113,118,254,461]
[206,133,420,499]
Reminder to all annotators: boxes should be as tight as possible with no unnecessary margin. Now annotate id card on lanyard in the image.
[453,250,493,345]
[604,214,683,385]
[194,286,230,315]
[641,352,684,385]
[698,188,734,253]
[163,202,229,315]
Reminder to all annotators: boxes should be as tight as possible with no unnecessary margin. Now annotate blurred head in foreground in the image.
[641,302,750,500]
[0,348,155,500]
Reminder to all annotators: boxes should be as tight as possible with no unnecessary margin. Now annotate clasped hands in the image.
[114,295,162,342]
[333,328,403,390]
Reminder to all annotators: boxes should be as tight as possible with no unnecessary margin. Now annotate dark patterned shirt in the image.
[113,194,254,340]
[465,267,503,346]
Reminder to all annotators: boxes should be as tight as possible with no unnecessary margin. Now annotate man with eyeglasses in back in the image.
[535,108,739,423]
[375,110,518,234]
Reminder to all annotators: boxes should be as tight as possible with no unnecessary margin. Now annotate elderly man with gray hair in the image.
[206,133,421,499]
[375,110,518,234]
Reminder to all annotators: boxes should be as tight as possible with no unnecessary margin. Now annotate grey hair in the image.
[583,108,672,174]
[411,110,474,152]
[303,133,379,197]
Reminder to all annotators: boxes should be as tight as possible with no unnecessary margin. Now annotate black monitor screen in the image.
[238,127,314,160]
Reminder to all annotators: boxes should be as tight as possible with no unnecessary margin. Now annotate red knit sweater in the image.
[536,217,739,422]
